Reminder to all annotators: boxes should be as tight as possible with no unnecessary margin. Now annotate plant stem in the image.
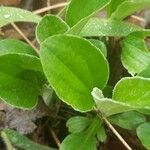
[96,110,133,150]
[33,2,68,15]
[11,23,39,55]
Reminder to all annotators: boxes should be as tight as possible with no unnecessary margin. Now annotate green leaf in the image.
[60,133,96,150]
[109,111,146,130]
[40,34,109,112]
[121,31,150,75]
[69,18,142,37]
[113,77,150,108]
[0,72,39,109]
[96,125,107,142]
[36,15,69,43]
[0,39,45,109]
[66,116,91,133]
[138,67,150,78]
[60,118,99,150]
[0,39,37,56]
[0,7,41,27]
[89,39,107,57]
[110,0,150,20]
[66,0,111,27]
[137,122,150,150]
[2,129,54,150]
[92,88,133,116]
[107,0,127,17]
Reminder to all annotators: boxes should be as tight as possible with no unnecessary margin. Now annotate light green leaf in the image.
[107,0,127,17]
[121,31,150,75]
[2,129,54,150]
[109,111,146,130]
[113,77,150,108]
[89,39,107,57]
[36,15,69,43]
[110,0,150,20]
[66,0,111,27]
[92,88,133,116]
[68,18,142,37]
[137,122,150,150]
[40,34,109,112]
[96,125,107,142]
[66,116,91,133]
[60,118,99,150]
[0,7,41,27]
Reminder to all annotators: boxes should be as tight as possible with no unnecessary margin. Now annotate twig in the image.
[130,15,145,23]
[50,127,60,148]
[33,2,68,15]
[97,110,132,150]
[11,23,39,55]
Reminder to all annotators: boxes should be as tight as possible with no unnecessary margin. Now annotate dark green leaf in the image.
[96,125,107,142]
[67,116,91,133]
[2,129,54,150]
[109,111,146,130]
[137,122,150,150]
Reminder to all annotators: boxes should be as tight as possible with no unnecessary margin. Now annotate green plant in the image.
[0,0,150,149]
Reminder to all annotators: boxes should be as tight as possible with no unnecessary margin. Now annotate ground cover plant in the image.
[0,0,150,149]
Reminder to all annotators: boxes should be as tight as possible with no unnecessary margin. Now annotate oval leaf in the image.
[113,77,150,108]
[36,15,69,43]
[110,0,150,20]
[121,31,150,75]
[66,0,111,27]
[0,7,41,27]
[40,35,109,112]
[137,122,150,150]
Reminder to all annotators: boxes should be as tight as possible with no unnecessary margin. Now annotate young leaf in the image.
[92,88,133,116]
[137,122,150,150]
[60,117,100,150]
[109,111,146,130]
[107,0,127,17]
[36,15,69,43]
[113,77,150,108]
[60,133,96,150]
[40,34,109,112]
[0,7,41,27]
[110,0,150,20]
[89,39,107,57]
[66,0,111,27]
[68,18,142,36]
[121,31,150,75]
[2,129,54,150]
[96,125,107,142]
[66,116,91,133]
